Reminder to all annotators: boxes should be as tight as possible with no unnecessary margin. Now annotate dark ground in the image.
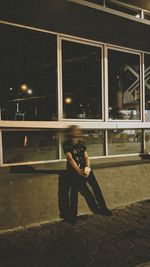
[0,200,150,267]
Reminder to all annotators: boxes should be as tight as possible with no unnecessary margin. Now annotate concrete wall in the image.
[0,156,150,231]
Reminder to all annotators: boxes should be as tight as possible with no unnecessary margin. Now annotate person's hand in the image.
[83,172,89,179]
[77,168,84,177]
[83,167,91,179]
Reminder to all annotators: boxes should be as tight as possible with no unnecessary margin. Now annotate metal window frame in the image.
[59,35,104,122]
[0,125,144,167]
[1,128,60,166]
[0,20,150,166]
[0,20,147,128]
[1,153,143,167]
[107,128,143,156]
[144,12,150,21]
[104,45,109,122]
[0,129,3,165]
[106,0,150,16]
[106,0,142,16]
[106,46,143,122]
[57,35,63,121]
[68,0,150,26]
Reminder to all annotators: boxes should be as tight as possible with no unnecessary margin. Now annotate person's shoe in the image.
[68,216,77,225]
[100,208,113,217]
[93,208,102,215]
[63,216,72,223]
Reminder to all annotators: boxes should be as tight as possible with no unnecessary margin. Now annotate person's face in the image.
[71,127,81,138]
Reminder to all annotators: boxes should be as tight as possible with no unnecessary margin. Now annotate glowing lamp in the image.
[27,89,33,95]
[65,97,72,104]
[20,84,28,92]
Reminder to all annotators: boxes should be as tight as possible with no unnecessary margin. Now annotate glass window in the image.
[61,129,104,159]
[108,129,142,155]
[62,40,102,119]
[108,50,141,120]
[2,130,58,164]
[145,54,150,122]
[0,24,57,121]
[145,130,150,153]
[106,1,141,17]
[82,130,104,157]
[86,0,103,5]
[144,12,150,21]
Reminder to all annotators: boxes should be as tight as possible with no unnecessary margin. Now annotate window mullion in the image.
[141,53,145,122]
[141,53,146,154]
[104,45,109,122]
[57,35,63,121]
[0,129,3,166]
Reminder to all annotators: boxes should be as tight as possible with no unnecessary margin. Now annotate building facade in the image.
[0,0,150,166]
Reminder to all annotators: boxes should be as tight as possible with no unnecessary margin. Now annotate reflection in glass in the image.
[145,54,150,122]
[62,41,102,119]
[108,50,141,120]
[144,13,150,21]
[145,130,150,153]
[86,0,103,4]
[82,130,104,157]
[108,129,142,155]
[2,130,58,163]
[0,24,57,121]
[62,130,104,159]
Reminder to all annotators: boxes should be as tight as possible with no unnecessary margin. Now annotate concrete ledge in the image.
[0,156,150,230]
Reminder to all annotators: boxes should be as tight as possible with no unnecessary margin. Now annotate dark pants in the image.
[60,169,107,219]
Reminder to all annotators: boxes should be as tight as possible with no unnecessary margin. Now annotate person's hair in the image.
[65,125,80,139]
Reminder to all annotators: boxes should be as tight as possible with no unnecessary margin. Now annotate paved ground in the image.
[0,200,150,267]
[137,263,150,267]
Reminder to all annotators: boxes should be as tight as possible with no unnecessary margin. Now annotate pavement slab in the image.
[0,200,150,267]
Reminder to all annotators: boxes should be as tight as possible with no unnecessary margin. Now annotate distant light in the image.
[24,135,28,148]
[136,14,140,18]
[10,88,13,91]
[27,89,33,95]
[64,97,72,104]
[20,84,28,92]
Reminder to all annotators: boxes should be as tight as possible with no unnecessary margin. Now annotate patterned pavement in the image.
[0,200,150,267]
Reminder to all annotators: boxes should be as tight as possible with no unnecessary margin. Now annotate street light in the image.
[20,84,28,92]
[27,89,33,95]
[64,97,73,104]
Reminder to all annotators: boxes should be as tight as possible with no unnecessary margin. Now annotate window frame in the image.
[106,46,143,122]
[0,20,150,166]
[107,128,143,156]
[59,36,104,122]
[1,128,60,166]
